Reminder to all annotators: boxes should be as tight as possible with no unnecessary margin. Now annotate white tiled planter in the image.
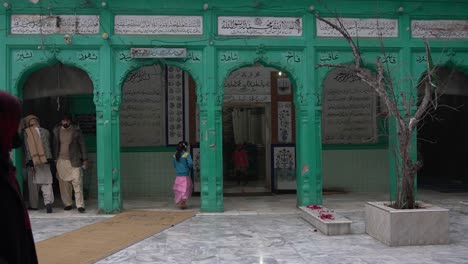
[365,202,449,246]
[299,206,352,235]
[461,201,468,214]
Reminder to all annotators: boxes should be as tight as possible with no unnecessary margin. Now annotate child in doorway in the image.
[233,143,249,185]
[172,141,193,209]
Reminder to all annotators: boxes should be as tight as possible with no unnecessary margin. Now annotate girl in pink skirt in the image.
[172,141,193,209]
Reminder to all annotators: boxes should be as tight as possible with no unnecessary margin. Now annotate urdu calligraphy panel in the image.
[115,15,203,35]
[412,20,468,39]
[218,16,302,36]
[321,68,378,144]
[11,15,99,34]
[317,18,398,38]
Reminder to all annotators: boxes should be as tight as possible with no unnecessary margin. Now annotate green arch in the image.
[217,49,304,106]
[12,50,99,99]
[114,55,204,108]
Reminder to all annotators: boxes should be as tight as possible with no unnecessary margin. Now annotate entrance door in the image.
[222,104,271,194]
[418,67,468,191]
[22,62,96,203]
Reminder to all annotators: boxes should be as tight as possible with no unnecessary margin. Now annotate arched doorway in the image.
[418,67,468,191]
[21,62,96,207]
[119,64,198,200]
[221,65,296,195]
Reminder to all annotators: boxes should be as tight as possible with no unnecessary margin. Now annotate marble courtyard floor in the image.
[30,190,468,264]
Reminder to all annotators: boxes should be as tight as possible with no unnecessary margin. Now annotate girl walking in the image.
[172,141,193,209]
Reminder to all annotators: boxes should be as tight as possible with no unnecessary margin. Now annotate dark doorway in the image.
[22,62,95,205]
[418,67,468,192]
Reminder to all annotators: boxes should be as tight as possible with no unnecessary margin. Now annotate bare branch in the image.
[409,39,434,132]
[315,13,361,68]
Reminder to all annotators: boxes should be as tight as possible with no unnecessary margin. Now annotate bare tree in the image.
[315,13,438,209]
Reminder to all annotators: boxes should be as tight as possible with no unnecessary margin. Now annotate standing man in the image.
[23,115,54,213]
[53,113,88,213]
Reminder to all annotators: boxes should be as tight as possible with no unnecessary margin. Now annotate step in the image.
[461,201,468,214]
[299,206,352,236]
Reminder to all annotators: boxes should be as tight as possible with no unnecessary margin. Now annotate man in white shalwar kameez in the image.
[23,115,54,213]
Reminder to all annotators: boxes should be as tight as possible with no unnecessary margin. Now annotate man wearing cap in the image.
[23,115,54,213]
[53,113,88,213]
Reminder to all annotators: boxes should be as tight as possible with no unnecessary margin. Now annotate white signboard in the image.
[166,66,185,145]
[317,18,398,37]
[412,20,468,39]
[224,67,271,95]
[273,146,296,190]
[218,16,302,36]
[130,48,187,58]
[224,95,271,103]
[120,65,165,147]
[277,102,293,143]
[11,15,99,34]
[115,15,203,35]
[322,69,377,144]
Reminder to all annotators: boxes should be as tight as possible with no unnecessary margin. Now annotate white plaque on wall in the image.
[316,18,398,38]
[223,66,273,102]
[277,77,292,95]
[167,66,185,145]
[412,20,468,39]
[224,67,272,95]
[130,48,187,58]
[224,95,271,103]
[277,102,292,143]
[115,15,203,35]
[273,145,296,190]
[120,65,166,147]
[218,16,302,36]
[322,68,378,144]
[11,15,99,34]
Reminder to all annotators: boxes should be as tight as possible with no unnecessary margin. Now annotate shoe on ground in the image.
[28,207,38,211]
[64,205,72,211]
[179,201,187,210]
[46,204,53,214]
[78,207,86,213]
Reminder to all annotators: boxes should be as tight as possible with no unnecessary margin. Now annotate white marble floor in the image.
[30,190,468,264]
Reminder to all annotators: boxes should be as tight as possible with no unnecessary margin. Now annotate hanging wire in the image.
[56,96,61,111]
[56,62,61,111]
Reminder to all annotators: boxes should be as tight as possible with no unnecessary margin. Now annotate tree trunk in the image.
[397,131,416,209]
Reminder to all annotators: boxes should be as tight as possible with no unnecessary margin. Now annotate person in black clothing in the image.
[0,90,38,264]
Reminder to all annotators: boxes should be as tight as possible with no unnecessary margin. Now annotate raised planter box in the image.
[461,201,468,214]
[299,206,352,235]
[365,202,449,246]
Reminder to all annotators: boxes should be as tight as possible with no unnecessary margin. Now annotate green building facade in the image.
[1,0,467,213]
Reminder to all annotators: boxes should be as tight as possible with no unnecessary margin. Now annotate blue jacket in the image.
[173,151,193,176]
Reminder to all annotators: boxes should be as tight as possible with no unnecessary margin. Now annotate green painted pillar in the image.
[295,35,322,206]
[0,11,7,89]
[388,112,417,201]
[0,11,23,190]
[111,98,122,211]
[94,94,111,213]
[95,9,121,213]
[295,104,322,206]
[389,12,418,200]
[214,100,224,209]
[200,45,223,212]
